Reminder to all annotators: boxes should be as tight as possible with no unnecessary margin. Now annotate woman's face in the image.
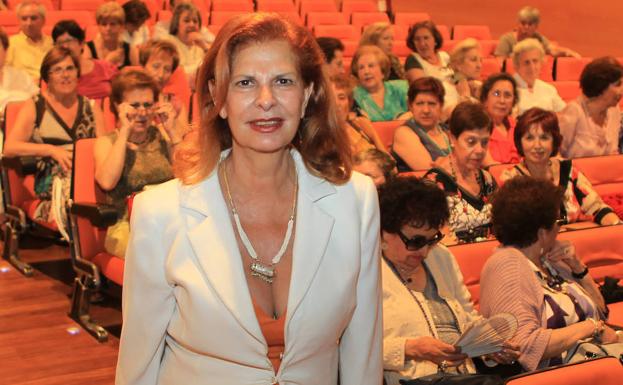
[484,80,515,122]
[220,39,312,155]
[456,48,482,80]
[382,224,440,271]
[55,32,82,58]
[451,127,490,172]
[331,84,350,122]
[516,48,542,85]
[410,92,441,130]
[177,10,199,42]
[122,87,156,132]
[47,56,79,95]
[144,53,174,90]
[354,160,385,186]
[378,28,394,54]
[413,27,435,58]
[599,77,623,108]
[521,123,553,164]
[356,53,384,92]
[98,17,122,42]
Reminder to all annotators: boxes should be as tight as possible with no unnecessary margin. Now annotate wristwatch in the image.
[572,266,589,280]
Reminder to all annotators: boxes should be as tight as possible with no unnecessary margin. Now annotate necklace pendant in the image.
[250,262,275,284]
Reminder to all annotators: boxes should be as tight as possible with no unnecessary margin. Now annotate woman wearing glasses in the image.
[480,177,622,372]
[4,47,104,233]
[380,176,518,384]
[94,68,184,257]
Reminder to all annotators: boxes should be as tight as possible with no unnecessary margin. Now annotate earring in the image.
[539,247,544,256]
[381,242,388,250]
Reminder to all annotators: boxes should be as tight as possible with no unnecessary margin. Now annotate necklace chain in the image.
[220,157,298,284]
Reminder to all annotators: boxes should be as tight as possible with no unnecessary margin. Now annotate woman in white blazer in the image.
[115,13,383,385]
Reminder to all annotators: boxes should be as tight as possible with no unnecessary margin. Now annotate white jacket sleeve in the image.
[115,191,177,385]
[339,176,383,384]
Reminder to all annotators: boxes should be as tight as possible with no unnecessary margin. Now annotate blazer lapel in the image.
[181,173,264,344]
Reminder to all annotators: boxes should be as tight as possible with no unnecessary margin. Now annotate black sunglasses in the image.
[398,231,444,251]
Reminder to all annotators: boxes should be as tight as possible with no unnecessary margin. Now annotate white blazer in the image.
[115,150,383,385]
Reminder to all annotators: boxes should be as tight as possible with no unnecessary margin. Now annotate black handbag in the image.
[399,372,503,385]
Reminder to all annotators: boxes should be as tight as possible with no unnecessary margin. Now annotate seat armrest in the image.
[70,202,118,228]
[1,156,38,175]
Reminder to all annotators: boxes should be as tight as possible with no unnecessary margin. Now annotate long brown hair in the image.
[174,13,352,185]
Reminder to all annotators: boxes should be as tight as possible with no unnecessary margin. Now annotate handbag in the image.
[600,276,623,304]
[564,341,623,364]
[399,372,503,385]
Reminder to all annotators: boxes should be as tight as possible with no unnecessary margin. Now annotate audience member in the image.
[153,0,214,48]
[3,47,104,233]
[360,22,404,80]
[404,21,452,85]
[0,27,38,117]
[6,0,53,82]
[512,39,565,114]
[379,176,518,384]
[94,69,182,257]
[316,36,345,77]
[480,73,520,164]
[53,20,118,101]
[448,38,483,104]
[352,45,408,121]
[502,108,620,225]
[121,0,151,46]
[353,148,396,187]
[425,102,496,244]
[331,74,388,153]
[495,6,580,58]
[392,77,451,172]
[85,2,136,69]
[116,13,382,384]
[481,177,622,372]
[162,2,208,90]
[558,57,623,158]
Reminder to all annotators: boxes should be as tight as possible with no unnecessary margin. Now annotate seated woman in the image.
[360,22,404,80]
[512,39,565,114]
[94,68,185,257]
[558,57,623,158]
[84,2,137,69]
[380,176,518,384]
[4,47,104,232]
[121,0,151,47]
[447,38,483,105]
[500,108,620,225]
[139,39,189,127]
[52,20,118,101]
[481,73,521,164]
[404,20,453,85]
[480,176,622,371]
[330,74,388,153]
[162,2,209,90]
[352,45,408,122]
[353,148,396,187]
[392,77,451,172]
[425,102,496,244]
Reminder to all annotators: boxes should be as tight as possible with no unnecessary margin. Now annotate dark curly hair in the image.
[580,56,623,98]
[379,176,449,233]
[408,76,445,105]
[480,72,519,107]
[514,107,562,157]
[406,20,443,53]
[448,101,492,137]
[492,176,564,248]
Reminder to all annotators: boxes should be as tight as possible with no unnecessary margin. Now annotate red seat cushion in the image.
[93,252,125,286]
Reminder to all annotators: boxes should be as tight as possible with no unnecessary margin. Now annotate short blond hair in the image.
[518,6,540,24]
[359,22,391,47]
[96,1,125,24]
[351,45,390,80]
[449,38,480,70]
[16,0,46,18]
[512,38,544,68]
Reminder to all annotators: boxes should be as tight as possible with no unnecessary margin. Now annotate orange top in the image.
[252,301,286,373]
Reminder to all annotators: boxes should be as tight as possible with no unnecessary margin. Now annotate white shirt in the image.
[514,74,566,115]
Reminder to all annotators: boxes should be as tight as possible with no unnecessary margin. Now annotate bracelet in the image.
[587,318,604,342]
[572,266,589,280]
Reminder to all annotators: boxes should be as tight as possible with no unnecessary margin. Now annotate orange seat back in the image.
[556,57,593,81]
[506,356,623,385]
[371,120,403,149]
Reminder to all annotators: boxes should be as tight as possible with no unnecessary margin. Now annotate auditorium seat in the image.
[481,57,504,79]
[452,25,492,40]
[46,10,96,29]
[211,0,254,12]
[392,42,411,58]
[573,154,623,197]
[436,25,451,42]
[299,0,338,16]
[156,10,172,23]
[551,80,581,101]
[210,11,250,26]
[479,39,497,57]
[371,120,404,148]
[555,57,593,81]
[61,0,102,11]
[393,24,409,42]
[393,12,430,25]
[314,24,360,41]
[341,39,358,57]
[504,56,554,82]
[306,11,348,26]
[0,10,18,27]
[505,357,623,385]
[256,0,297,13]
[441,39,458,53]
[341,0,377,14]
[351,12,390,29]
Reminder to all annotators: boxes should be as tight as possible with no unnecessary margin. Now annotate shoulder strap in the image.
[34,95,46,128]
[559,159,572,189]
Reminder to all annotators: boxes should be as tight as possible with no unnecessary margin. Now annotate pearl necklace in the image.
[220,159,298,284]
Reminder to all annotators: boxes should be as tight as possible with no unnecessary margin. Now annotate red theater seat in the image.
[452,25,492,40]
[306,11,348,26]
[371,120,404,148]
[211,0,254,12]
[314,24,360,41]
[505,356,623,385]
[341,0,377,14]
[393,12,430,25]
[351,12,390,29]
[551,80,581,101]
[555,57,593,81]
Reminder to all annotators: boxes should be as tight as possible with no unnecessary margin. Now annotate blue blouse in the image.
[353,80,408,122]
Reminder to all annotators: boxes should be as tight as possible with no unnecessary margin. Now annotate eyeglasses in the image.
[49,65,77,76]
[128,102,155,110]
[398,230,444,251]
[491,90,514,100]
[55,37,79,46]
